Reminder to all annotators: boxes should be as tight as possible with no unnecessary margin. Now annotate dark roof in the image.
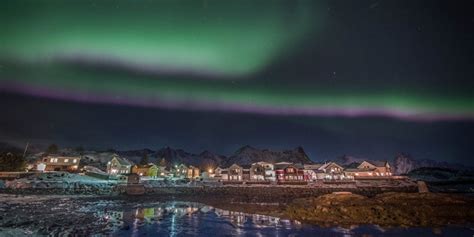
[294,164,304,169]
[274,164,290,170]
[367,160,388,167]
[274,163,302,170]
[241,164,252,169]
[344,162,360,169]
[304,164,323,169]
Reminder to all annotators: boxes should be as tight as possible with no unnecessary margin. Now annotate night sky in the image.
[1,0,473,164]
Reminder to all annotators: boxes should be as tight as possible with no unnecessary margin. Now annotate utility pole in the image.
[23,142,29,158]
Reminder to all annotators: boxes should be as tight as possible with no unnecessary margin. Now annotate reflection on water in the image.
[94,201,473,237]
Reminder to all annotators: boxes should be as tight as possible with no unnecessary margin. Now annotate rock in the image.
[285,192,474,227]
[417,181,429,193]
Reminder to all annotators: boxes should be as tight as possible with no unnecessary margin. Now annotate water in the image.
[96,201,473,237]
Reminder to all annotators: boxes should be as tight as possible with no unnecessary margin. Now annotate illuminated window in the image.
[73,159,77,163]
[64,159,69,163]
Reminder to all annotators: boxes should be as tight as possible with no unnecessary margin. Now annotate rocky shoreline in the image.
[2,177,473,230]
[286,192,474,227]
[0,181,419,198]
[0,191,473,236]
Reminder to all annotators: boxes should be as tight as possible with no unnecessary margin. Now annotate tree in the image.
[140,153,149,165]
[0,152,26,171]
[46,144,59,154]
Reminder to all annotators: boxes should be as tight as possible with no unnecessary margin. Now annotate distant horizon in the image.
[2,139,472,168]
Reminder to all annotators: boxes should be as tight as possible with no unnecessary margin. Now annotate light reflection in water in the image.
[92,202,471,237]
[97,201,303,235]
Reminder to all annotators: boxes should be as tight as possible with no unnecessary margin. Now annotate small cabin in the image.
[107,155,132,175]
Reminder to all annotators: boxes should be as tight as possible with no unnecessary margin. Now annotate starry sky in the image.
[1,0,473,164]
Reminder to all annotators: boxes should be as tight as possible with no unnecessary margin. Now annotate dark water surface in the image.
[101,201,473,237]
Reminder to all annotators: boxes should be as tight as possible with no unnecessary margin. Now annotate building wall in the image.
[42,156,80,172]
[131,166,158,177]
[186,167,200,179]
[276,167,304,181]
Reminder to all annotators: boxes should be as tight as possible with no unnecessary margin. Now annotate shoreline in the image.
[1,188,473,229]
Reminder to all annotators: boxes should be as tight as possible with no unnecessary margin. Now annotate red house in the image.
[274,162,306,183]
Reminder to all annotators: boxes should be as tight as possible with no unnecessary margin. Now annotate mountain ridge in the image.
[2,141,472,172]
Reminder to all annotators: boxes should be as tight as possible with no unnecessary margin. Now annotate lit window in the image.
[73,159,77,163]
[64,159,69,163]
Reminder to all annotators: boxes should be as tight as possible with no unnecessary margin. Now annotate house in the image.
[228,164,243,181]
[40,155,81,172]
[344,161,392,178]
[318,162,346,180]
[156,165,168,178]
[303,164,324,180]
[250,162,275,181]
[214,167,228,181]
[186,165,200,179]
[242,165,251,180]
[107,155,132,175]
[274,162,305,182]
[172,164,189,178]
[131,164,159,178]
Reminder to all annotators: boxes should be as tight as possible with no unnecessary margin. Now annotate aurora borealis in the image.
[1,0,473,164]
[1,0,321,77]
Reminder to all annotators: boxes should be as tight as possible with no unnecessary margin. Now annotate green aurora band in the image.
[0,0,473,121]
[1,61,473,121]
[1,0,321,76]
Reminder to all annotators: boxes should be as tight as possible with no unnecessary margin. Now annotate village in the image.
[13,152,397,186]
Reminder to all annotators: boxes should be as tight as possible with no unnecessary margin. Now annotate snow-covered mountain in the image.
[3,141,471,173]
[392,153,472,175]
[224,145,313,166]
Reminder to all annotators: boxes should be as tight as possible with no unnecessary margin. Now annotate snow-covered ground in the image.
[0,172,122,196]
[4,172,117,189]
